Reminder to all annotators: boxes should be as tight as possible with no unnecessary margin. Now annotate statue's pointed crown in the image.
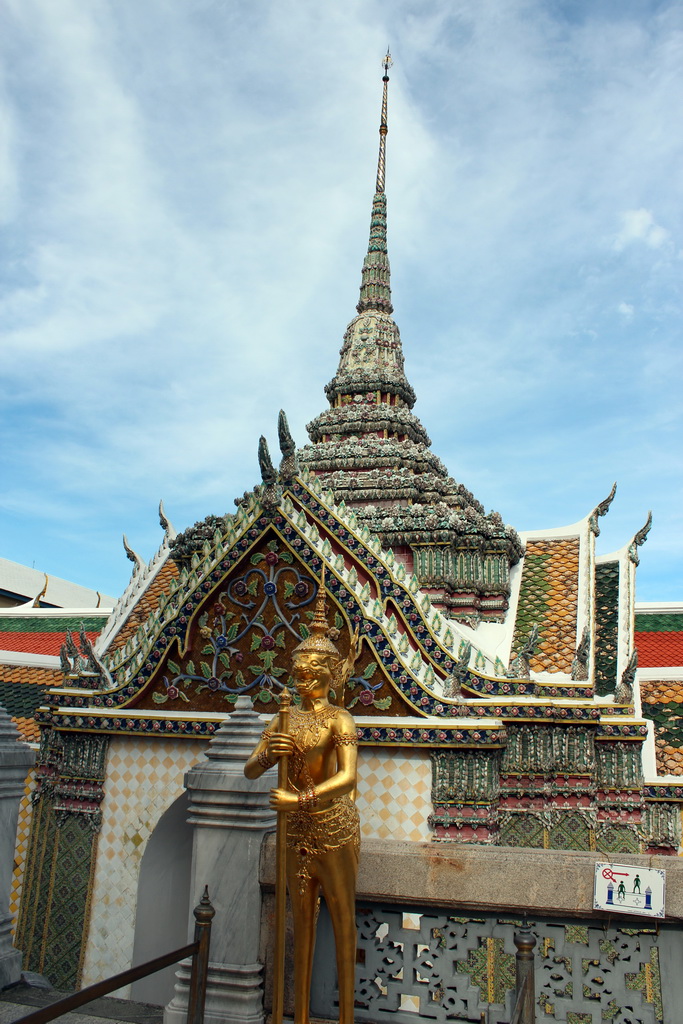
[293,567,340,657]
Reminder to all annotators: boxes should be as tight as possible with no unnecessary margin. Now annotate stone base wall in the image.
[262,836,683,921]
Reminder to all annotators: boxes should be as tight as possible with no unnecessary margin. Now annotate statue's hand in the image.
[269,788,298,811]
[266,732,295,761]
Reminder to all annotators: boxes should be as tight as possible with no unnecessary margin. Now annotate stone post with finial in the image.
[164,697,276,1024]
[0,702,35,989]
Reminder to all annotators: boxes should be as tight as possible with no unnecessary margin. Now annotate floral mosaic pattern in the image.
[136,531,400,715]
[153,538,316,705]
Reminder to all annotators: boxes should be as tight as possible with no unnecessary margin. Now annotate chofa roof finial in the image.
[277,410,299,482]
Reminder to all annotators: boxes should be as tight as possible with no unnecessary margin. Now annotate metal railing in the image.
[11,887,215,1024]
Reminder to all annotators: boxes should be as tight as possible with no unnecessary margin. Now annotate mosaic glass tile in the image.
[641,680,683,775]
[9,766,37,930]
[511,539,579,674]
[595,561,619,696]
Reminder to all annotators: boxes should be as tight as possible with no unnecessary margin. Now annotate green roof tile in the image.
[635,613,683,634]
[0,681,51,719]
[0,615,106,633]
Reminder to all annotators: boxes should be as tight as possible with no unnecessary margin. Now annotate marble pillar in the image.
[0,703,35,990]
[165,698,276,1024]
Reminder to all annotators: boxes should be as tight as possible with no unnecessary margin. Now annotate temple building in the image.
[3,55,683,1022]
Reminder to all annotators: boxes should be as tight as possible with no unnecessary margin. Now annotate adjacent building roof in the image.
[0,556,115,608]
[635,603,683,777]
[0,611,108,657]
[0,602,112,744]
[635,604,683,668]
[0,660,62,743]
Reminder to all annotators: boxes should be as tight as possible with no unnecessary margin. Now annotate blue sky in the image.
[1,0,681,603]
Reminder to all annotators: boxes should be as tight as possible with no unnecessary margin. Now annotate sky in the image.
[1,0,682,605]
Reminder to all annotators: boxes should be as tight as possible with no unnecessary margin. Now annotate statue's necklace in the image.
[290,704,340,753]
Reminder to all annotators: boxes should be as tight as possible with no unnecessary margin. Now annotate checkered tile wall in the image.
[357,747,431,842]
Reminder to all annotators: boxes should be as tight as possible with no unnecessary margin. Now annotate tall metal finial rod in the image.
[375,49,393,194]
[357,50,394,315]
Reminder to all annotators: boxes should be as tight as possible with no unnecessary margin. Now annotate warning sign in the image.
[593,863,665,919]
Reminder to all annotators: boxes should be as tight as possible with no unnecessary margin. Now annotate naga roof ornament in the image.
[158,499,177,541]
[589,481,617,537]
[628,509,653,566]
[122,534,145,574]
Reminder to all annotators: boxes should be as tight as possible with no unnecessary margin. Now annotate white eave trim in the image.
[638,667,683,681]
[0,652,61,669]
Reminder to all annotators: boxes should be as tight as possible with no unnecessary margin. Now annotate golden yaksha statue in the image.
[244,576,361,1024]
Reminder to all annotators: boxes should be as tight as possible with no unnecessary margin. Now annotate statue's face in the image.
[292,650,336,700]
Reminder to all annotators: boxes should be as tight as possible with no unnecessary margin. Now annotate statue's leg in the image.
[287,853,320,1024]
[318,843,359,1024]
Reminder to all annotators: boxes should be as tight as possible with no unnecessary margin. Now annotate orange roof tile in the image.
[106,560,179,654]
[0,665,62,686]
[640,679,683,775]
[654,740,683,776]
[0,630,100,657]
[12,717,41,743]
[635,632,683,668]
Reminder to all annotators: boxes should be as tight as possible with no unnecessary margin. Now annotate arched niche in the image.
[130,791,193,1005]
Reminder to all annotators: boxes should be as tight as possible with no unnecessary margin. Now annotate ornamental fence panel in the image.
[310,900,682,1024]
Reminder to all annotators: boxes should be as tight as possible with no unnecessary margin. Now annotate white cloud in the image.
[0,0,682,602]
[613,209,670,251]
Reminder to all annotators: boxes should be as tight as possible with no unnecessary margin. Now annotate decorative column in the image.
[0,704,35,989]
[165,698,276,1024]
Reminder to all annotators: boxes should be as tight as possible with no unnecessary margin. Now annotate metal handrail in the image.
[11,887,215,1024]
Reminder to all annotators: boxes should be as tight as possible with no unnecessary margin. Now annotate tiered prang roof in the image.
[299,54,521,623]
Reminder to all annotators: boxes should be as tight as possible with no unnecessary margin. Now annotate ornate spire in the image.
[376,48,391,194]
[300,52,523,624]
[357,50,393,316]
